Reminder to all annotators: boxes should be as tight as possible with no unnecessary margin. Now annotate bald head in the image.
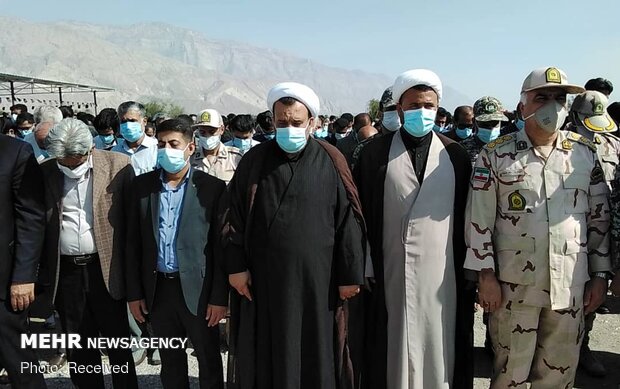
[358,125,378,141]
[353,113,372,131]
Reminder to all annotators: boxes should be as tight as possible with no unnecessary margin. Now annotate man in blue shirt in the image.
[111,101,158,176]
[127,119,228,389]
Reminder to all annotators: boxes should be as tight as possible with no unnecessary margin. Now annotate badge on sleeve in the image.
[473,167,491,183]
[508,191,526,211]
[561,139,573,150]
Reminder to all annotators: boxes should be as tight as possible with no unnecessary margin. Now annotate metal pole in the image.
[58,87,63,105]
[10,81,15,104]
[93,91,98,115]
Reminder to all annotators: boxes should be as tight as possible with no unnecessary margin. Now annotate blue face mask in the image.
[157,145,189,174]
[403,108,436,137]
[233,137,253,152]
[477,126,501,144]
[263,133,275,140]
[382,110,401,132]
[432,124,445,133]
[314,128,328,138]
[19,129,33,137]
[276,126,307,153]
[515,118,525,130]
[120,121,144,143]
[100,134,115,145]
[456,127,473,139]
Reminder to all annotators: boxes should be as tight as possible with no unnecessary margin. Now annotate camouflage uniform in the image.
[461,96,510,165]
[190,144,242,185]
[464,130,611,388]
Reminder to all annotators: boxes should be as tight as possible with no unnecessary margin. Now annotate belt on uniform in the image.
[60,253,98,265]
[157,271,180,279]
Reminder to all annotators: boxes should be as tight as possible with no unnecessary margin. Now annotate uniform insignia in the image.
[200,111,211,123]
[516,141,528,151]
[567,132,581,141]
[593,101,604,115]
[576,135,597,152]
[508,191,526,211]
[484,135,513,150]
[545,67,561,84]
[473,167,491,182]
[591,165,604,185]
[561,139,573,150]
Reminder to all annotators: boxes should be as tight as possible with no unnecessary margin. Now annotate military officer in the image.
[191,108,243,185]
[464,67,611,388]
[460,96,509,165]
[568,90,619,377]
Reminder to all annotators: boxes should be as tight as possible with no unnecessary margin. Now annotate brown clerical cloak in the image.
[221,138,366,389]
[353,131,476,389]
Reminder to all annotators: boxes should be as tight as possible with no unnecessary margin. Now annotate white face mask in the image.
[524,101,568,134]
[57,159,90,179]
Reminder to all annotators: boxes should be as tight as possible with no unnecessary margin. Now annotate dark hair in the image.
[353,113,372,130]
[453,105,473,123]
[145,122,156,130]
[10,104,28,113]
[227,113,236,121]
[156,118,193,142]
[230,114,255,134]
[341,113,354,122]
[221,115,229,127]
[274,97,311,117]
[76,112,95,126]
[584,78,613,95]
[608,102,620,124]
[333,118,350,132]
[436,107,449,118]
[256,110,273,132]
[59,105,74,118]
[175,114,194,127]
[94,108,120,134]
[0,117,14,134]
[15,112,34,126]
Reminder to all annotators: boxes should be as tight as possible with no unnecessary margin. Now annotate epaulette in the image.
[484,134,514,151]
[566,131,597,152]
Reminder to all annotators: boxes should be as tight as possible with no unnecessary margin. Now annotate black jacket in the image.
[0,135,45,300]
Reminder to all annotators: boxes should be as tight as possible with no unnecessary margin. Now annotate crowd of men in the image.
[0,66,619,389]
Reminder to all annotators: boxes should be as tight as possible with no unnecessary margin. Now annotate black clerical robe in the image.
[222,138,365,389]
[353,130,476,389]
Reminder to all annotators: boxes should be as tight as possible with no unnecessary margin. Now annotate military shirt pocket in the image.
[563,173,590,214]
[495,235,536,285]
[497,169,532,213]
[563,239,590,287]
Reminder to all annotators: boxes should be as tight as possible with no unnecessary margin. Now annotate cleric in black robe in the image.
[221,82,365,389]
[353,69,476,389]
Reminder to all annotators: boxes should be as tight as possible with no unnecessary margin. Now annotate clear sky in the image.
[7,0,619,108]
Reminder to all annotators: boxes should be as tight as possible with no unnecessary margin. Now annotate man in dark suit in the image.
[127,119,228,389]
[0,134,47,388]
[40,118,138,389]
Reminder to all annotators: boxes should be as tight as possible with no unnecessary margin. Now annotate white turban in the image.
[267,82,320,118]
[392,69,443,104]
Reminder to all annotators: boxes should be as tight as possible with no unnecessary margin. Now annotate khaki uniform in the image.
[465,129,611,388]
[191,145,242,185]
[573,124,620,351]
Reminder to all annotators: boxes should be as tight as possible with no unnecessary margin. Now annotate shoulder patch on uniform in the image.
[473,167,491,182]
[567,134,597,152]
[484,135,514,151]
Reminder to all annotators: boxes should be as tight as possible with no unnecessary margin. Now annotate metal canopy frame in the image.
[0,73,114,114]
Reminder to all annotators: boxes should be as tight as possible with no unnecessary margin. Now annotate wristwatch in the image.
[591,272,609,281]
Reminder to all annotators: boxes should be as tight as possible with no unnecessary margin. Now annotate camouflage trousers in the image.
[489,302,584,389]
